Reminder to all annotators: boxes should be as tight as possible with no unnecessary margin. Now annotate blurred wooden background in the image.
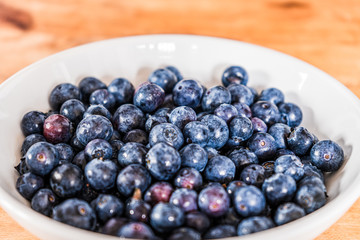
[0,0,359,239]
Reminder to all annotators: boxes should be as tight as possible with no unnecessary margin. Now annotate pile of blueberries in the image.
[15,65,345,239]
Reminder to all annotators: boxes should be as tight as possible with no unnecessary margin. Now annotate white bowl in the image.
[0,34,359,240]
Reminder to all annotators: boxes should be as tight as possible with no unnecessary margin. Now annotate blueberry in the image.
[150,202,185,233]
[295,184,326,214]
[274,154,304,181]
[278,102,303,127]
[50,163,84,198]
[228,116,253,146]
[91,194,124,223]
[201,86,231,112]
[112,104,145,134]
[45,109,59,118]
[233,185,266,217]
[232,102,252,118]
[16,172,44,200]
[43,114,72,144]
[31,188,58,216]
[85,158,118,191]
[300,154,312,165]
[262,161,275,178]
[227,83,254,106]
[72,151,87,170]
[78,76,107,103]
[258,87,284,105]
[248,132,277,161]
[170,188,198,213]
[169,106,197,129]
[110,139,124,158]
[84,139,113,161]
[101,217,129,236]
[14,160,30,175]
[262,173,297,206]
[179,144,208,172]
[173,79,203,108]
[148,68,178,93]
[21,134,47,156]
[76,115,113,146]
[60,99,86,125]
[118,142,147,167]
[173,167,203,190]
[275,148,295,159]
[204,224,236,239]
[80,181,100,202]
[144,182,174,205]
[84,104,112,120]
[268,123,291,149]
[251,101,280,126]
[145,115,168,132]
[110,131,124,142]
[79,181,99,203]
[196,112,210,121]
[227,147,258,170]
[205,147,219,159]
[134,82,165,113]
[237,216,275,236]
[222,66,248,87]
[117,222,155,239]
[185,211,210,233]
[55,143,75,163]
[117,164,151,197]
[25,142,59,176]
[251,117,268,133]
[68,136,84,151]
[49,83,81,110]
[204,155,236,183]
[240,164,266,187]
[148,123,184,150]
[160,93,176,109]
[274,202,305,226]
[183,121,209,147]
[310,140,344,172]
[298,176,327,195]
[226,180,247,197]
[111,130,124,140]
[52,198,96,231]
[302,163,325,181]
[215,207,242,226]
[198,183,230,217]
[21,111,46,136]
[165,65,183,81]
[123,129,148,145]
[153,107,171,117]
[287,127,316,156]
[89,89,116,111]
[168,227,201,240]
[125,189,151,222]
[214,103,239,124]
[107,78,135,105]
[201,114,229,149]
[146,142,181,180]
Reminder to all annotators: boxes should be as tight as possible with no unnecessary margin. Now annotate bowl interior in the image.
[0,35,360,240]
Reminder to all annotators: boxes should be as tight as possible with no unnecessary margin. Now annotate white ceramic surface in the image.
[0,34,359,240]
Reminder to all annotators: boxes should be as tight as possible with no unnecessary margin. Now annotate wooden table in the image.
[0,0,359,239]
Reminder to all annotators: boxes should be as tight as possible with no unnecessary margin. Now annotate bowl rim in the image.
[1,34,360,240]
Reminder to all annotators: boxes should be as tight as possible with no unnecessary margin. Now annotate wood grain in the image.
[0,0,360,239]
